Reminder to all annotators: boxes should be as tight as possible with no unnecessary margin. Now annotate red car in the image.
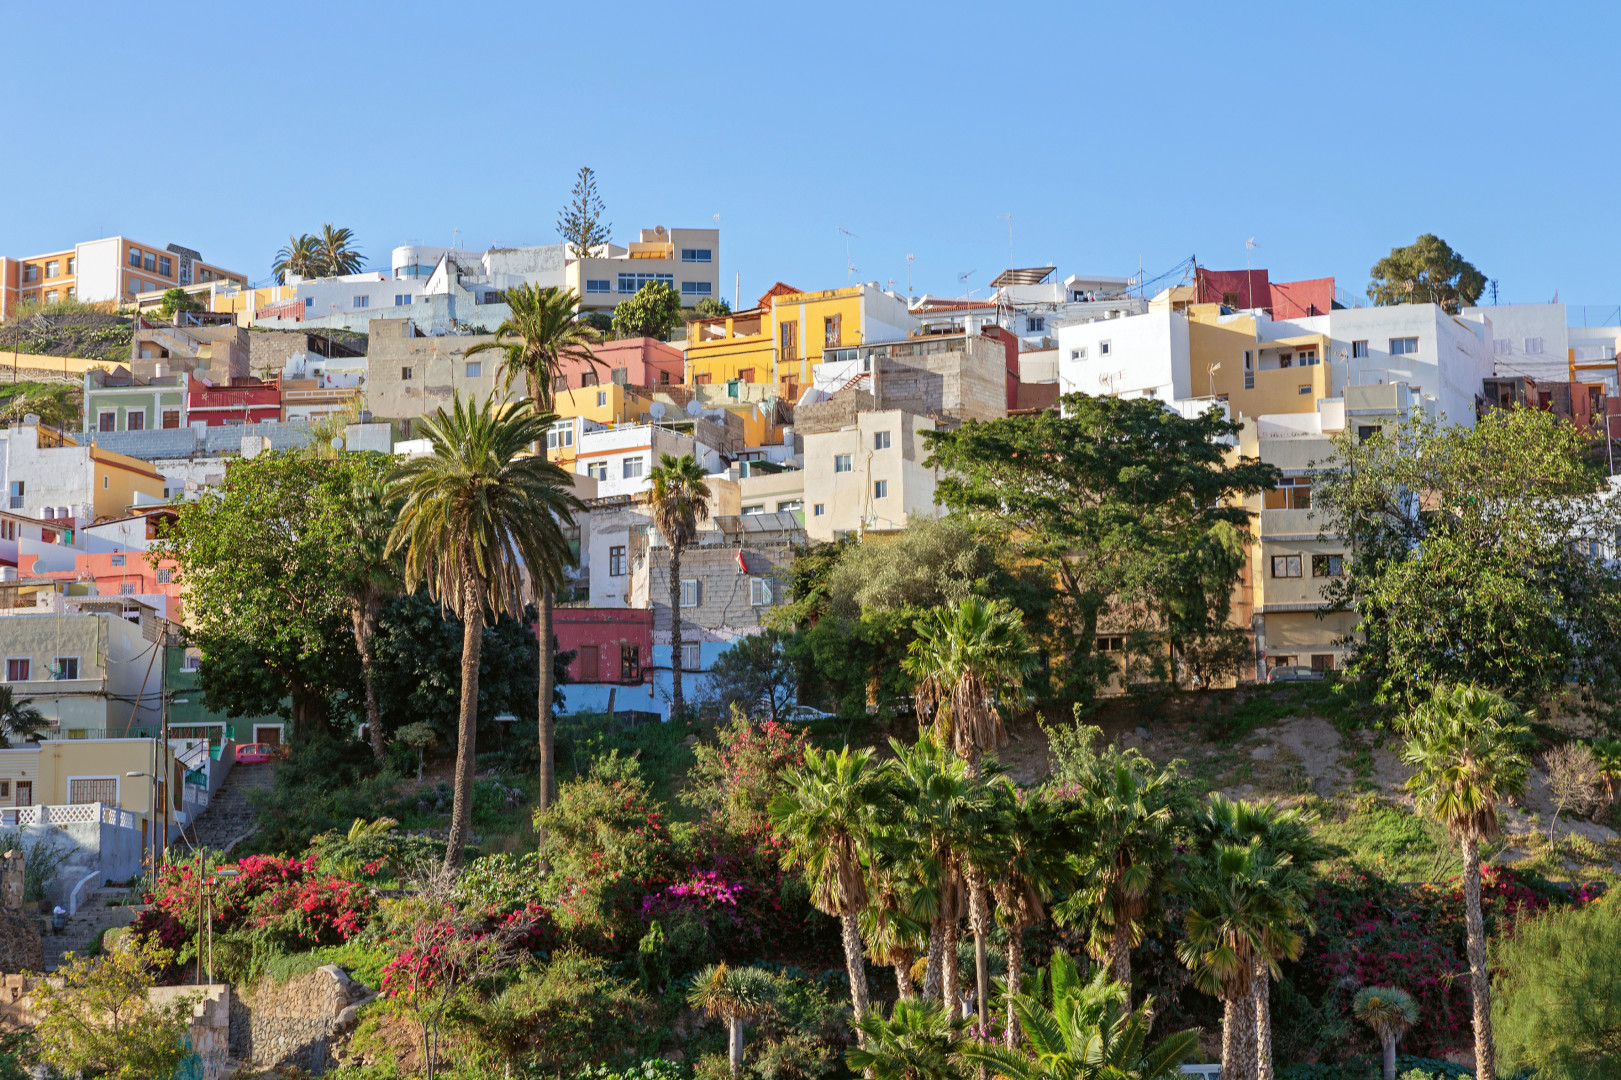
[236,743,279,764]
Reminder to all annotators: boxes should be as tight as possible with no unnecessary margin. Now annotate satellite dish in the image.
[330,436,345,451]
[685,400,702,417]
[648,402,666,419]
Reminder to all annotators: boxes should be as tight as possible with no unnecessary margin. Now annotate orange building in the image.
[0,237,246,318]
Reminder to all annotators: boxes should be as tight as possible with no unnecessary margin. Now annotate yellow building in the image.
[544,383,663,471]
[684,282,915,400]
[1185,304,1333,420]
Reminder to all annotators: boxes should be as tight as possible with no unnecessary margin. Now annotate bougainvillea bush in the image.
[681,716,809,841]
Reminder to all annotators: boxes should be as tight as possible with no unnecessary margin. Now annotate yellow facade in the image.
[1186,305,1332,419]
[0,738,179,825]
[685,286,872,397]
[545,384,661,470]
[89,447,166,519]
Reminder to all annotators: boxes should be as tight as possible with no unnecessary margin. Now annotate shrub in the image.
[454,851,548,912]
[481,948,658,1073]
[1493,895,1621,1080]
[682,715,808,840]
[246,733,404,855]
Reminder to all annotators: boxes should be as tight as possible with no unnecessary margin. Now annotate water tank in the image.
[0,569,16,583]
[40,508,53,520]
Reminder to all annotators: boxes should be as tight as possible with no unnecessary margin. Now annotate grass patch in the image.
[256,941,392,988]
[1314,795,1462,881]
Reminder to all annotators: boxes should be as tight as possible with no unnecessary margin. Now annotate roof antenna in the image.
[836,226,859,283]
[906,255,916,301]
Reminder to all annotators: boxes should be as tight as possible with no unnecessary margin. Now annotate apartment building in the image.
[565,226,721,313]
[84,369,186,434]
[0,237,245,318]
[0,422,165,524]
[0,605,168,733]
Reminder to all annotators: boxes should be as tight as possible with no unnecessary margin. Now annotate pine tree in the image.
[557,166,612,258]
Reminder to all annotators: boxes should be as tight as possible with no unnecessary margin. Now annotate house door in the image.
[14,782,30,807]
[254,725,282,746]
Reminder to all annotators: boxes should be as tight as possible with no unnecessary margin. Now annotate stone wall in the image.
[794,387,874,435]
[230,964,375,1074]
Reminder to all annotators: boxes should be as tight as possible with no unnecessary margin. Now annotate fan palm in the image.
[315,223,364,277]
[1053,742,1183,1002]
[0,687,47,747]
[644,452,711,716]
[1353,986,1419,1080]
[688,963,776,1076]
[337,465,403,761]
[1401,684,1532,1080]
[859,849,933,1001]
[386,393,581,872]
[465,284,599,809]
[960,954,1199,1080]
[991,790,1072,1045]
[846,998,969,1080]
[1590,737,1621,809]
[770,745,885,1023]
[271,233,320,284]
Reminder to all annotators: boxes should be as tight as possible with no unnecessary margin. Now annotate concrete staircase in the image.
[44,886,139,971]
[178,763,275,855]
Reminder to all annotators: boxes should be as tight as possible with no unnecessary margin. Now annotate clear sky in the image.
[6,1,1617,315]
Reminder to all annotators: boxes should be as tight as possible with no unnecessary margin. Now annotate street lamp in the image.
[200,868,238,984]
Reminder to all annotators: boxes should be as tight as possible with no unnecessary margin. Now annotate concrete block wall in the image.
[795,388,875,435]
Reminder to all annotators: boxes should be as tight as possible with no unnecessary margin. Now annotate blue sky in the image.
[6,1,1616,313]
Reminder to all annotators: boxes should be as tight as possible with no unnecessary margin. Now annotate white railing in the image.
[0,802,138,830]
[67,868,103,916]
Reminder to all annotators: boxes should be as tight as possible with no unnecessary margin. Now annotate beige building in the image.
[0,739,178,819]
[0,606,168,734]
[566,227,721,312]
[737,464,804,517]
[364,320,500,434]
[801,410,940,541]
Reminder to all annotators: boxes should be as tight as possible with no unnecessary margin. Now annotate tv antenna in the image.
[958,270,976,299]
[836,226,859,282]
[906,255,916,300]
[1098,370,1124,396]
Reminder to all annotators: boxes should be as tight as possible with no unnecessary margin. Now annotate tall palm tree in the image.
[858,851,932,1001]
[645,452,711,716]
[846,999,969,1080]
[1401,684,1532,1080]
[386,394,581,872]
[688,963,776,1077]
[904,595,1031,1030]
[1590,736,1621,810]
[0,687,47,747]
[990,790,1071,1046]
[338,465,403,762]
[315,223,364,277]
[770,745,885,1024]
[960,955,1199,1080]
[1053,742,1183,1002]
[465,284,599,810]
[271,234,320,284]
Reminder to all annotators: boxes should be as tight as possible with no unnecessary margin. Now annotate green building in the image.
[84,369,186,433]
[165,645,286,748]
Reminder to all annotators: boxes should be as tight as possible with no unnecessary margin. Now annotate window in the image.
[578,646,600,681]
[158,256,172,277]
[52,657,78,681]
[119,584,135,595]
[1389,336,1419,356]
[480,291,504,305]
[742,504,764,515]
[465,361,482,378]
[4,659,28,682]
[1310,654,1336,673]
[874,479,889,498]
[98,411,116,433]
[824,314,842,347]
[585,279,611,294]
[777,499,803,513]
[1347,339,1368,360]
[1071,346,1087,361]
[0,782,9,799]
[587,461,607,481]
[681,249,713,263]
[1311,554,1345,578]
[8,482,21,510]
[1357,424,1379,442]
[1271,555,1303,578]
[813,503,825,516]
[1027,316,1046,333]
[400,366,413,381]
[143,252,156,271]
[127,410,145,431]
[1279,354,1293,368]
[681,642,701,671]
[353,295,370,309]
[553,374,570,392]
[833,454,852,473]
[42,290,57,304]
[156,568,172,584]
[680,579,701,607]
[1298,384,1312,395]
[580,369,599,387]
[1099,340,1111,356]
[110,554,126,566]
[102,475,109,490]
[44,260,58,278]
[873,431,891,450]
[1096,635,1125,652]
[66,258,74,275]
[304,298,313,310]
[781,321,799,361]
[394,294,412,306]
[546,422,574,450]
[1524,337,1545,355]
[750,576,773,605]
[162,408,180,429]
[1297,350,1319,366]
[617,272,674,293]
[68,779,117,805]
[1243,349,1255,389]
[609,545,627,576]
[621,645,641,682]
[1264,475,1312,511]
[681,281,713,296]
[20,265,37,284]
[622,457,644,480]
[128,247,141,268]
[1493,338,1512,356]
[596,390,607,407]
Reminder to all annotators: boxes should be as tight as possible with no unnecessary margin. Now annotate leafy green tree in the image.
[272,233,320,283]
[387,394,580,870]
[1493,897,1621,1080]
[693,296,732,319]
[1402,684,1533,1080]
[688,963,776,1076]
[702,628,798,723]
[960,954,1199,1080]
[0,686,47,747]
[1312,405,1621,707]
[825,515,999,620]
[924,394,1277,700]
[557,165,612,258]
[396,721,437,780]
[333,459,401,760]
[771,745,885,1024]
[846,998,968,1080]
[155,453,366,736]
[613,281,684,340]
[645,452,712,716]
[465,282,597,808]
[1354,987,1420,1080]
[1367,234,1485,313]
[157,287,202,319]
[32,939,199,1080]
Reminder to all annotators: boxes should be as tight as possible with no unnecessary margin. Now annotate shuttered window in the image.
[69,779,117,805]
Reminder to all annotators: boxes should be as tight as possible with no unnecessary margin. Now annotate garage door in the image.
[68,778,117,805]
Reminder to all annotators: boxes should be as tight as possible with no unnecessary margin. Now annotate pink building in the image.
[553,338,685,392]
[550,608,653,685]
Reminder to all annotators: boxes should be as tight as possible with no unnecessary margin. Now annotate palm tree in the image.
[904,596,1031,1030]
[386,394,581,872]
[960,955,1199,1080]
[1401,684,1532,1080]
[847,998,967,1080]
[858,851,932,1001]
[1353,987,1419,1080]
[0,687,47,747]
[644,452,711,717]
[1590,737,1621,810]
[688,963,776,1077]
[465,284,599,811]
[990,790,1071,1046]
[1053,742,1183,1002]
[315,223,364,276]
[338,466,402,761]
[770,745,885,1023]
[271,233,320,284]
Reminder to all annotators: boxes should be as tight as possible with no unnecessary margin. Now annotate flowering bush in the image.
[682,716,808,842]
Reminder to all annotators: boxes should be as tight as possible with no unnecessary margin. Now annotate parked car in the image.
[1180,1067,1221,1080]
[782,705,837,724]
[1267,665,1325,683]
[236,743,280,764]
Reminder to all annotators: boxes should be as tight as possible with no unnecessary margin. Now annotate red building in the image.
[186,374,281,426]
[1194,267,1337,319]
[552,337,685,392]
[550,607,653,685]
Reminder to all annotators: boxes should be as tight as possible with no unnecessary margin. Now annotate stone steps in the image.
[45,886,139,971]
[178,763,275,855]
